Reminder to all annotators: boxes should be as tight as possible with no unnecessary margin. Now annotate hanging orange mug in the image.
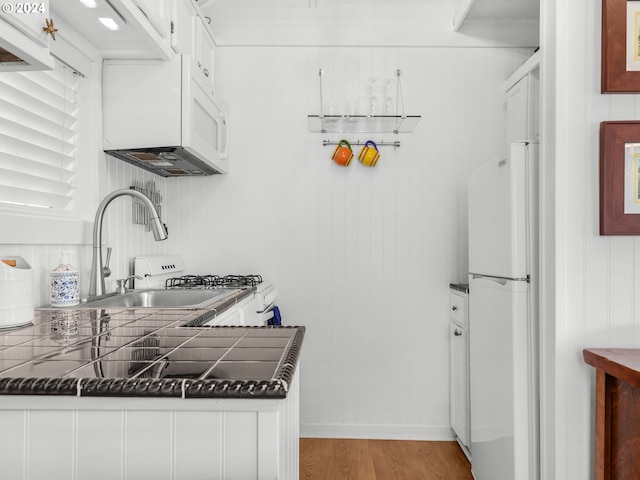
[332,139,354,167]
[358,140,380,167]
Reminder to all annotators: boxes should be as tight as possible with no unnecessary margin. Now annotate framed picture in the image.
[602,0,640,92]
[600,121,640,234]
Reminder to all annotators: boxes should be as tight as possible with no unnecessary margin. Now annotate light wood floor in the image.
[300,438,473,480]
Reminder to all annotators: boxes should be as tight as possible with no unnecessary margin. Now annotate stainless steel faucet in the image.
[89,188,168,298]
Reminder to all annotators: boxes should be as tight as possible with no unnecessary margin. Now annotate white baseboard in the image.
[300,423,456,441]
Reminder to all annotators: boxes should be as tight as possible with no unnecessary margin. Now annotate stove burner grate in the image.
[165,274,263,289]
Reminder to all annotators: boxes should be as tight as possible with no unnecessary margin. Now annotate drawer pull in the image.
[452,306,458,311]
[454,328,462,336]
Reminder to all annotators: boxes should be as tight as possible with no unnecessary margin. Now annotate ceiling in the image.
[464,0,539,21]
[197,0,540,47]
[50,0,173,59]
[198,0,538,18]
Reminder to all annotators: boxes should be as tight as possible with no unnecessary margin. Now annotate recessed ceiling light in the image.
[99,17,119,30]
[78,0,97,7]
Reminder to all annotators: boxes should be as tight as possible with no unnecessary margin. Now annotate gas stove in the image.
[133,256,280,325]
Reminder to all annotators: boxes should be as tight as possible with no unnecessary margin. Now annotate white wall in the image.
[166,45,531,438]
[542,0,640,478]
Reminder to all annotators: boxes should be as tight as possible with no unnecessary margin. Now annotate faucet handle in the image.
[103,247,112,278]
[115,274,143,295]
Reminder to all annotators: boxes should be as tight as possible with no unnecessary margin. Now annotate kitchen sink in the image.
[79,289,239,309]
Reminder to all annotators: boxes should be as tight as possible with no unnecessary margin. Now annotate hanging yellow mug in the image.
[358,140,380,167]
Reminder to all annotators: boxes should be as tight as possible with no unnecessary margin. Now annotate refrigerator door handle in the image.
[470,273,530,283]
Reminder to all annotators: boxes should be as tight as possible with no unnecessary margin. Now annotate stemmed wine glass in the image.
[366,77,380,116]
[382,78,394,115]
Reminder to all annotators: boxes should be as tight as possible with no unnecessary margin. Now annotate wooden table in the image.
[583,348,640,480]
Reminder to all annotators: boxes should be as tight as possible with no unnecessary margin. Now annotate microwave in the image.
[103,56,229,176]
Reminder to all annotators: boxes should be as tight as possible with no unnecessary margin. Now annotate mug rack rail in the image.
[323,139,400,148]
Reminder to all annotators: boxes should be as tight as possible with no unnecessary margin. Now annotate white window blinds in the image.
[0,65,79,213]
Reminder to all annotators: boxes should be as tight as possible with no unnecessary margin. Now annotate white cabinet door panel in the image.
[506,76,529,144]
[175,411,224,479]
[126,411,173,479]
[450,321,469,447]
[77,411,124,479]
[28,410,74,479]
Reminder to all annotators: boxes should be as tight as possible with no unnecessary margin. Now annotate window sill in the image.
[0,212,92,245]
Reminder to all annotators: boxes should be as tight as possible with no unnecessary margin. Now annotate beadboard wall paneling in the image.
[549,0,640,477]
[165,46,532,437]
[101,157,171,292]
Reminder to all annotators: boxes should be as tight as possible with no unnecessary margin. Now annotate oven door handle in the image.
[257,301,276,315]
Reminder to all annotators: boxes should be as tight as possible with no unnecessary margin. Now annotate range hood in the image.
[102,55,229,177]
[104,146,220,177]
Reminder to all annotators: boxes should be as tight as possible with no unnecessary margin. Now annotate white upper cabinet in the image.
[193,15,215,95]
[171,0,196,55]
[3,0,50,45]
[505,51,540,144]
[170,0,216,95]
[506,75,529,144]
[132,0,171,39]
[0,0,55,71]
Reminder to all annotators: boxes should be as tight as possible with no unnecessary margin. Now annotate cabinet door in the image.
[449,292,468,328]
[450,322,470,448]
[132,0,171,38]
[171,0,196,55]
[529,67,540,143]
[194,16,215,95]
[506,75,529,144]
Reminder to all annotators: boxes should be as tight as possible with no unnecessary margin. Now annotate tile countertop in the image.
[0,308,304,399]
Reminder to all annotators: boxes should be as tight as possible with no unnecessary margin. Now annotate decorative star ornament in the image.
[43,18,58,41]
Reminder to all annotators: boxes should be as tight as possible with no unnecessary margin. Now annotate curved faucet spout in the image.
[89,188,168,298]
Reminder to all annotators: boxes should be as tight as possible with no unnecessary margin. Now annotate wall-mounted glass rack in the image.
[308,68,420,139]
[308,115,421,134]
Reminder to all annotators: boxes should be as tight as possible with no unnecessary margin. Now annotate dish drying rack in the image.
[130,180,163,231]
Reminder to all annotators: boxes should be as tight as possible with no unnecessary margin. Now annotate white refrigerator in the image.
[467,142,539,480]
